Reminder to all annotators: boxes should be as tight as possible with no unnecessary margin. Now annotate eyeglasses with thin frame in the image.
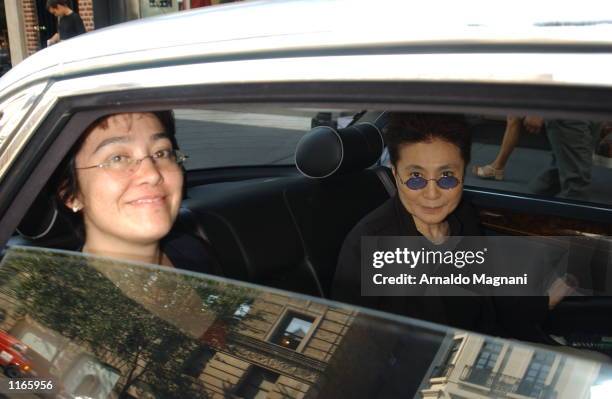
[76,149,188,176]
[397,174,462,190]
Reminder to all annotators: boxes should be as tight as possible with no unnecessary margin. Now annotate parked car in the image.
[0,0,611,398]
[0,331,36,378]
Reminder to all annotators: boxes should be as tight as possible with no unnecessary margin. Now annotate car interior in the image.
[6,102,612,358]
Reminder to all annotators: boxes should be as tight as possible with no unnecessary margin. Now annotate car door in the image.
[462,115,612,348]
[1,36,612,357]
[0,245,610,398]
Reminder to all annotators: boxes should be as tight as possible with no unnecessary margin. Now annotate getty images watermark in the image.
[371,247,526,286]
[361,236,600,297]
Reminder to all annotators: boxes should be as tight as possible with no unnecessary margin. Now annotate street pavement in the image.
[175,109,310,169]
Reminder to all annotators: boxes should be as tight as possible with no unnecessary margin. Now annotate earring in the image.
[72,206,80,213]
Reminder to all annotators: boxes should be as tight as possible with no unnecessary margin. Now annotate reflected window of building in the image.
[475,341,502,370]
[182,345,215,378]
[74,374,102,398]
[20,331,57,361]
[432,338,463,378]
[468,341,503,385]
[271,312,314,350]
[445,338,462,365]
[64,355,120,399]
[517,352,555,397]
[205,294,219,305]
[234,302,251,319]
[235,366,280,399]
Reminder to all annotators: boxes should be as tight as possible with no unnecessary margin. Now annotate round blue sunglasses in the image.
[399,175,462,190]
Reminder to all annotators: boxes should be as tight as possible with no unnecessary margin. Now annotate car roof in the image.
[2,0,612,97]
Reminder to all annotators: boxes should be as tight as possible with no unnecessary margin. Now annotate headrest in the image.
[295,122,384,179]
[17,188,59,239]
[16,188,78,248]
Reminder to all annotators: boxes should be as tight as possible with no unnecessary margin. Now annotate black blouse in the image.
[332,195,548,339]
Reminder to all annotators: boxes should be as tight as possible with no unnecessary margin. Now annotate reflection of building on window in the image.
[233,302,251,319]
[517,352,555,397]
[466,340,502,385]
[271,312,314,351]
[235,365,280,399]
[63,355,121,399]
[74,374,101,398]
[431,338,463,378]
[19,331,58,361]
[182,346,215,377]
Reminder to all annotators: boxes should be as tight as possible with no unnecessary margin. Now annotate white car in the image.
[0,1,610,398]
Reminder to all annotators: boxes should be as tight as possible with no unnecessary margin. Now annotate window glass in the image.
[463,341,503,385]
[464,115,612,206]
[13,108,612,267]
[517,352,556,397]
[380,112,612,207]
[235,366,280,399]
[0,246,607,398]
[271,313,315,350]
[431,338,462,378]
[234,302,251,318]
[173,107,360,170]
[474,341,502,370]
[19,331,57,361]
[444,338,462,365]
[63,355,120,399]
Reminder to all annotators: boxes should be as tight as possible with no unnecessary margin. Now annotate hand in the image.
[547,275,577,309]
[523,116,544,134]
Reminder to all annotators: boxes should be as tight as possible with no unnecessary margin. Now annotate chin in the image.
[126,222,173,243]
[415,212,449,226]
[129,232,171,245]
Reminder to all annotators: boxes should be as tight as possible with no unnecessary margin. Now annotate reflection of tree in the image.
[0,248,257,399]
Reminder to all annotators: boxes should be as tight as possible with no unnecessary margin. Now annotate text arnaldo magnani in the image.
[371,247,529,287]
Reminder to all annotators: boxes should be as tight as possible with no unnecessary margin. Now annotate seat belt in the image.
[375,167,397,197]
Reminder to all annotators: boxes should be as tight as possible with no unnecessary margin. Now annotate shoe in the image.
[472,164,504,180]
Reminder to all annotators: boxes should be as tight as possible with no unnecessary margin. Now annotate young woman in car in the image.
[332,113,569,339]
[55,111,219,273]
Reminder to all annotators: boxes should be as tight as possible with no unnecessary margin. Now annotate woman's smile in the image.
[126,194,167,206]
[73,113,183,248]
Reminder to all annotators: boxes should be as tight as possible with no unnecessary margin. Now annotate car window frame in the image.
[3,75,612,248]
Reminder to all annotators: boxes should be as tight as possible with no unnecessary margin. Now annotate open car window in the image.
[0,246,610,399]
[171,106,612,207]
[174,107,361,170]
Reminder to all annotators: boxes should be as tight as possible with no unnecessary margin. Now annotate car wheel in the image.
[4,365,20,378]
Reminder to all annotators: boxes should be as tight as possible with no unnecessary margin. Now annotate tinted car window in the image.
[0,246,609,398]
[464,115,612,206]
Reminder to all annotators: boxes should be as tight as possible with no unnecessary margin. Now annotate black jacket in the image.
[332,195,549,338]
[163,231,223,277]
[59,12,86,41]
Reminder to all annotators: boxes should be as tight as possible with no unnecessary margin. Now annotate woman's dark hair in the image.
[53,111,178,239]
[384,112,471,167]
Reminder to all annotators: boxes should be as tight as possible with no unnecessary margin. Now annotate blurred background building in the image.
[419,332,603,399]
[0,0,240,74]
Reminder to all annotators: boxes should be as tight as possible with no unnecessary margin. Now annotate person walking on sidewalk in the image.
[46,0,86,46]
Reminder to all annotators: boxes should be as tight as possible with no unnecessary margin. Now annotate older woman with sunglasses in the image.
[55,112,219,273]
[332,113,552,337]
